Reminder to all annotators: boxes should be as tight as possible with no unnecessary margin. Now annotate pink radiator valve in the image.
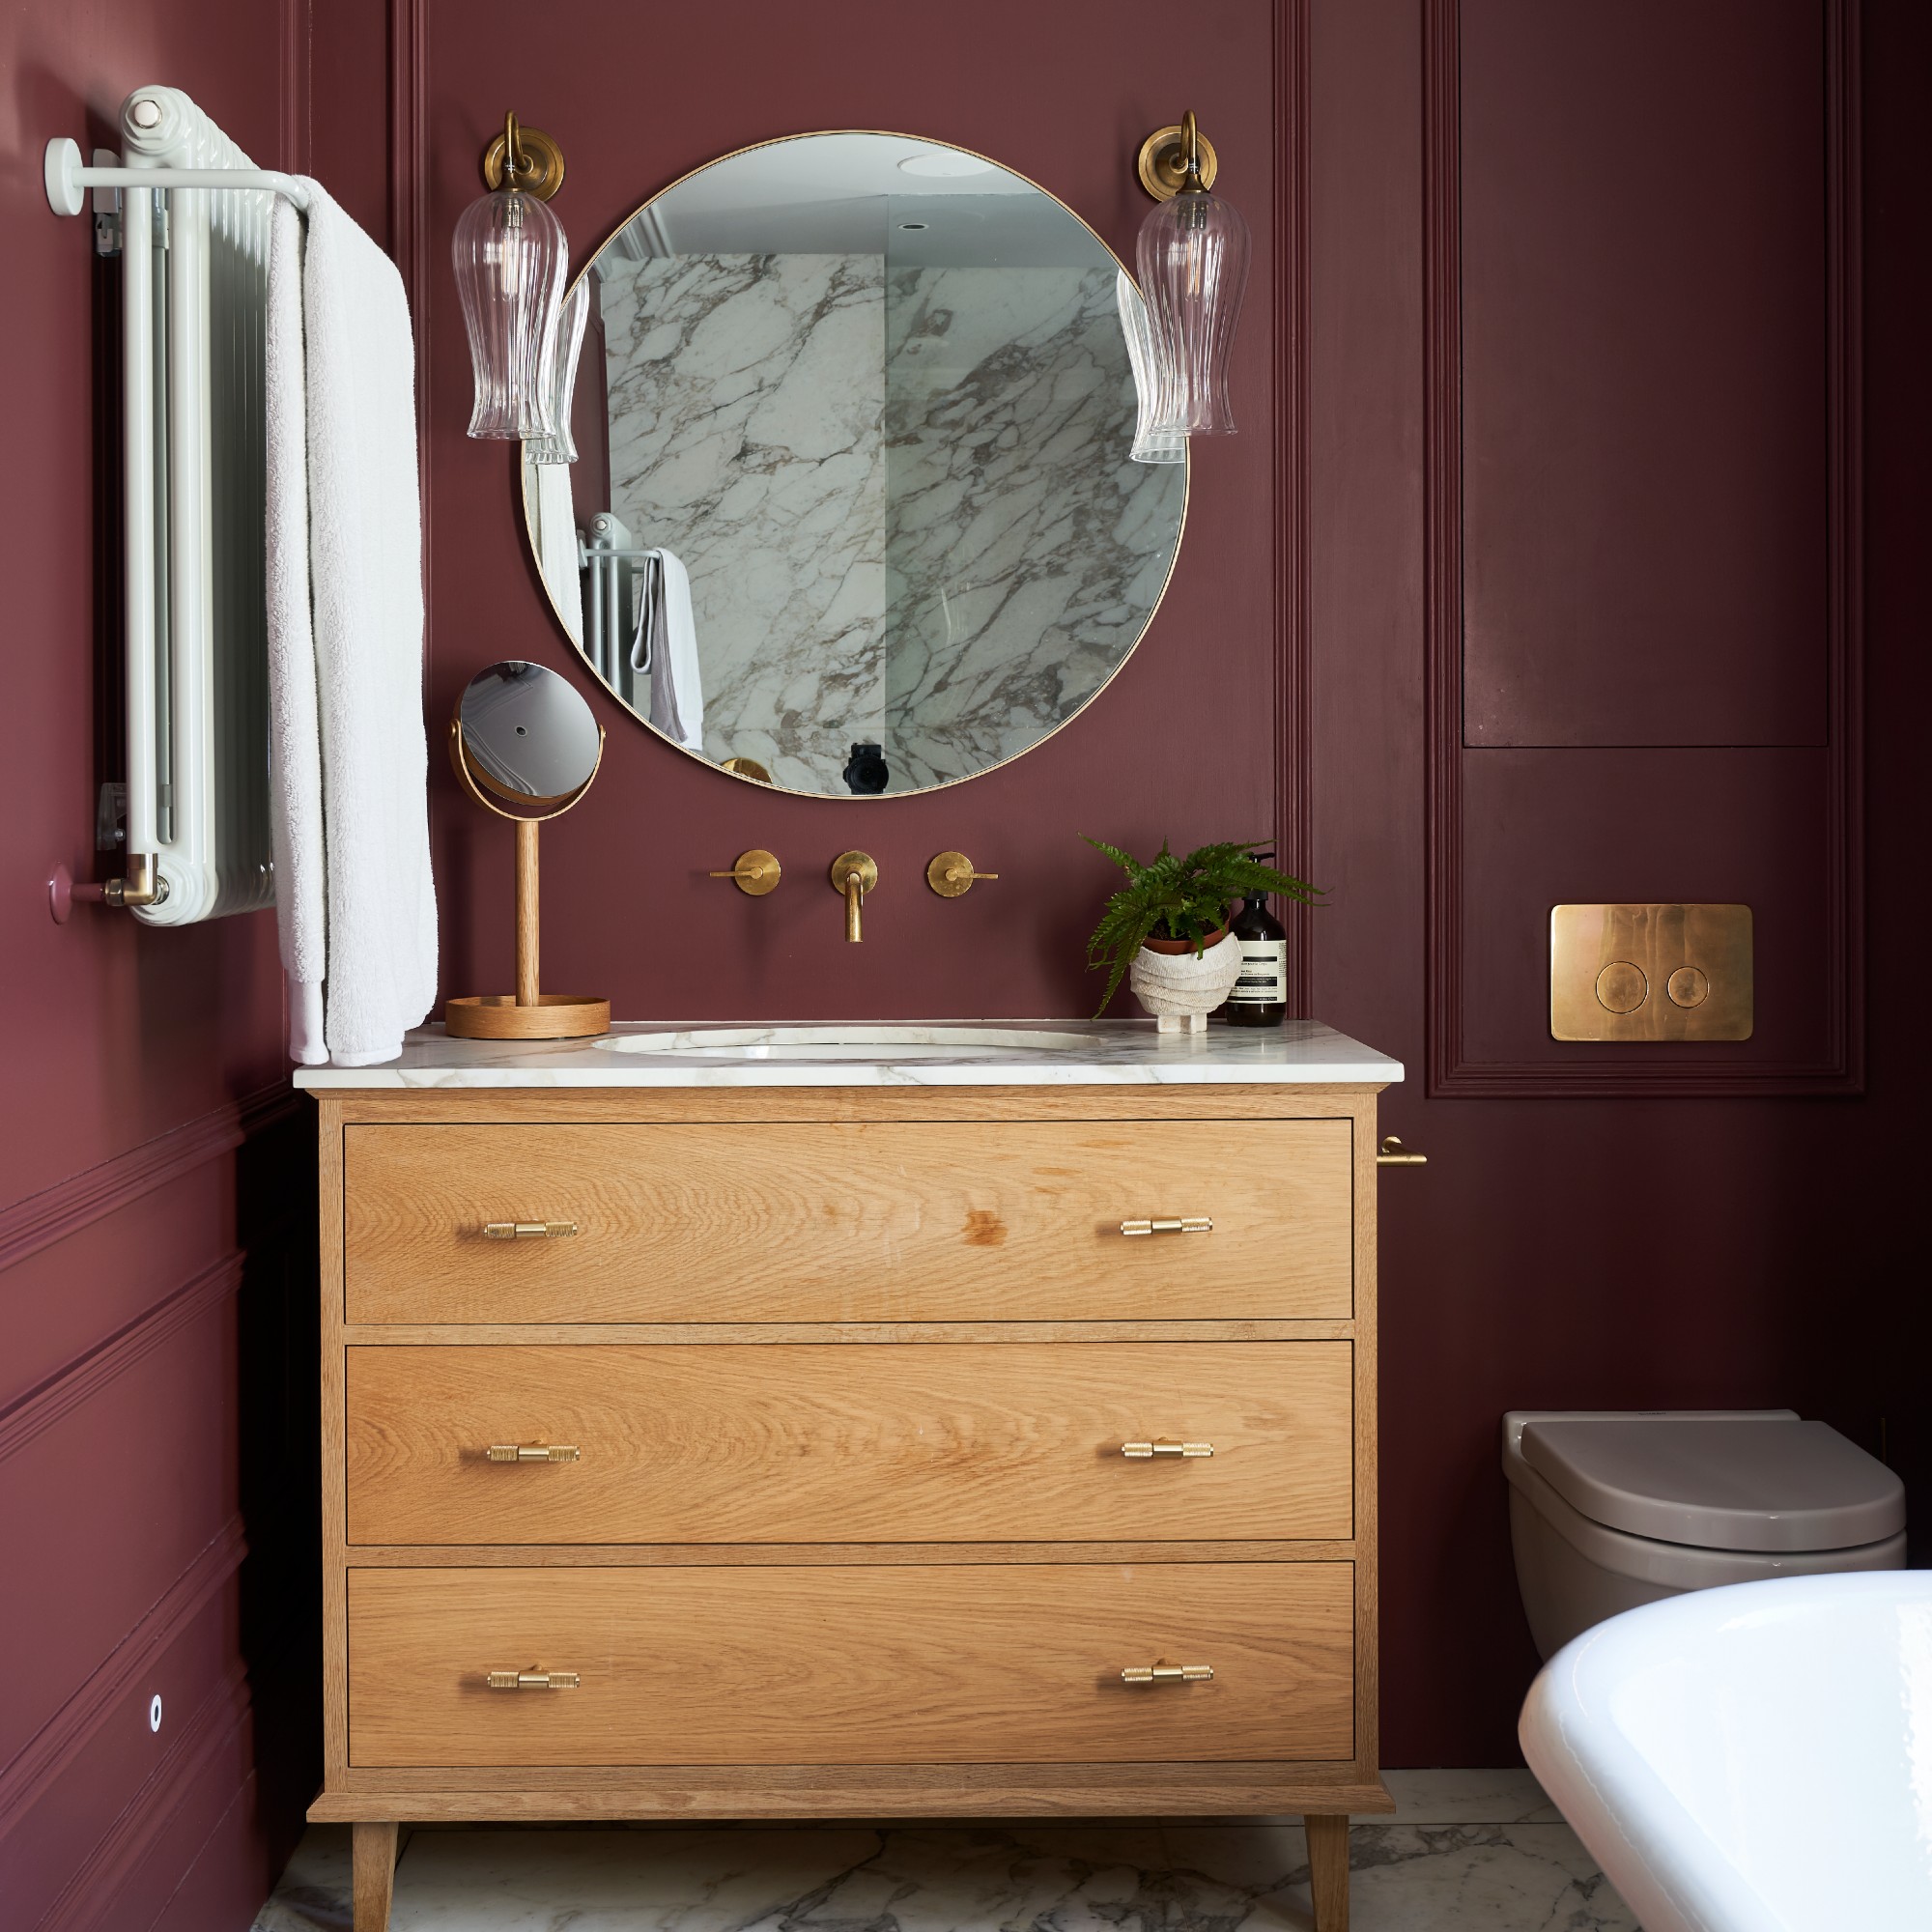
[49,865,108,923]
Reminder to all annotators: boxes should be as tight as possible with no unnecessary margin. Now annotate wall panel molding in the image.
[0,1082,298,1278]
[0,1517,247,1843]
[37,1654,255,1932]
[389,0,432,659]
[1422,0,1863,1097]
[1275,0,1314,1011]
[280,0,311,174]
[0,1253,243,1466]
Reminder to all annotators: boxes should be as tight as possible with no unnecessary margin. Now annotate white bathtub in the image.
[1520,1571,1932,1931]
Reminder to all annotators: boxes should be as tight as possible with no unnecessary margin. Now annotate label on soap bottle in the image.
[1227,940,1288,1004]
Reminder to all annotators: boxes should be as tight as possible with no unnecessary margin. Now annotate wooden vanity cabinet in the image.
[308,1082,1392,1931]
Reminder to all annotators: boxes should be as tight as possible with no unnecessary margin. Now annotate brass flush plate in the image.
[1549,904,1753,1041]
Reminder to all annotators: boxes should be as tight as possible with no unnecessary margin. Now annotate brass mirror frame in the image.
[519,128,1190,800]
[444,673,610,1041]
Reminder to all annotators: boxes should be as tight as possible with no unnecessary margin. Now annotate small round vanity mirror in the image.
[523,131,1187,797]
[446,662,609,1041]
[454,658,604,811]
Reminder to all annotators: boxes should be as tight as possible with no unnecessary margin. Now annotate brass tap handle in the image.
[830,852,878,943]
[486,1668,581,1690]
[485,1443,581,1463]
[1120,1216,1213,1237]
[1122,1439,1214,1459]
[708,849,781,896]
[1121,1661,1214,1685]
[482,1221,579,1240]
[1376,1136,1428,1167]
[925,851,1001,898]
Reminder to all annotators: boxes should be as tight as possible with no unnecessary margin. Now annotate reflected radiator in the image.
[109,87,276,923]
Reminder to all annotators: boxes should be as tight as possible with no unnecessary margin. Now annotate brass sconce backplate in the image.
[482,119,566,200]
[1136,124,1220,201]
[1549,903,1753,1042]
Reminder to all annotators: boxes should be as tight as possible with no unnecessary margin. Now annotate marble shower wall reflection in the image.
[592,253,1179,793]
[597,253,891,792]
[882,266,1178,790]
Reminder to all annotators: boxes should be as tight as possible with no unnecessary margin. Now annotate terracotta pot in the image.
[1138,923,1231,955]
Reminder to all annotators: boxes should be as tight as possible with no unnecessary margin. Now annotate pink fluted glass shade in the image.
[452,186,568,440]
[1136,184,1251,436]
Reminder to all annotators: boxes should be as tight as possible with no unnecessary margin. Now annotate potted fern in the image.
[1083,838,1323,1027]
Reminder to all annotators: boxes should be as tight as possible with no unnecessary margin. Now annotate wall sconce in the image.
[1135,111,1251,437]
[452,112,569,441]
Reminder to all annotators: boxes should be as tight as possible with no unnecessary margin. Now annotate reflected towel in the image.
[266,183,437,1066]
[629,548,704,752]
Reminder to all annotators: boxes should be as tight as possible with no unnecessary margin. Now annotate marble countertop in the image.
[293,1019,1403,1090]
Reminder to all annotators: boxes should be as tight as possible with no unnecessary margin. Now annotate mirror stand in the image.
[446,717,611,1040]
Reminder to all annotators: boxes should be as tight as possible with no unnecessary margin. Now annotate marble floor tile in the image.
[252,1801,1635,1932]
[1381,1768,1563,1825]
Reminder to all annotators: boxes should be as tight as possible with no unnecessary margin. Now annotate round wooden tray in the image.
[444,994,610,1040]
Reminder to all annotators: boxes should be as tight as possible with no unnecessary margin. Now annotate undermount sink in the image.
[593,1025,1104,1061]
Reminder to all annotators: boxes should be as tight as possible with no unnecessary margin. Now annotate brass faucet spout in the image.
[829,852,879,943]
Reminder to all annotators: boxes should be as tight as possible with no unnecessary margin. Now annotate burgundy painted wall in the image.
[1310,0,1929,1762]
[1,4,316,1925]
[412,0,1290,1025]
[399,0,1926,1771]
[7,11,1925,1921]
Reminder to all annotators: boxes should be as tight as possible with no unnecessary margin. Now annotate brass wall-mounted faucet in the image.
[830,851,878,942]
[709,849,782,895]
[925,851,999,897]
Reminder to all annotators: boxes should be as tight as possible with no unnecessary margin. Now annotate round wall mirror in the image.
[455,659,603,811]
[522,131,1187,798]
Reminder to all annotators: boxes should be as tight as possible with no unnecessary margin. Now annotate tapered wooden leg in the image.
[1306,1813,1350,1932]
[352,1821,399,1932]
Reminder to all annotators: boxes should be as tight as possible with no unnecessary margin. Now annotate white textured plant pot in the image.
[1129,932,1243,1031]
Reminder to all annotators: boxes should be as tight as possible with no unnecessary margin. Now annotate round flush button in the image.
[1595,961,1648,1013]
[1667,966,1710,1008]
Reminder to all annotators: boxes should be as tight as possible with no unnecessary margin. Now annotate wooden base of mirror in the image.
[444,994,611,1040]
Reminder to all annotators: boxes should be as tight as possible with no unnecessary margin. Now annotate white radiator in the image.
[48,89,301,922]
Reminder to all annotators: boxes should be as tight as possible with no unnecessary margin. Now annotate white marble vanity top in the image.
[292,1019,1403,1089]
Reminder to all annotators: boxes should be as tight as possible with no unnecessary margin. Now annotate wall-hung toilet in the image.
[1504,1408,1907,1658]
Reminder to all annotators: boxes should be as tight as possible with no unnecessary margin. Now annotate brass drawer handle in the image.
[1122,1438,1214,1459]
[1120,1216,1212,1237]
[482,1220,579,1239]
[1122,1660,1214,1685]
[486,1668,580,1690]
[485,1442,581,1463]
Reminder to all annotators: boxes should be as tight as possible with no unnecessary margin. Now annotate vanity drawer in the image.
[342,1120,1353,1322]
[345,1342,1353,1546]
[346,1561,1353,1766]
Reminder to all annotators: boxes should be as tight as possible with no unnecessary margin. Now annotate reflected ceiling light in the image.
[897,151,994,177]
[453,111,570,440]
[1134,109,1251,437]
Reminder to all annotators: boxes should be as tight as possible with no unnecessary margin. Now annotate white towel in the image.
[630,548,704,753]
[266,183,437,1066]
